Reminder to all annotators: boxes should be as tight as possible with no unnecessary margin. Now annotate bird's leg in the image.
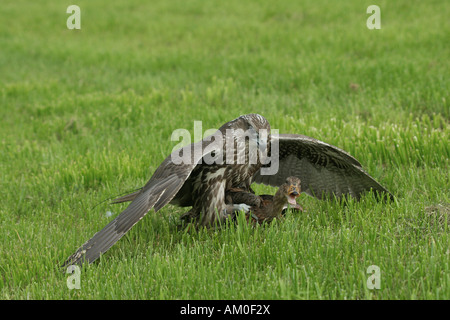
[224,203,256,225]
[224,188,263,222]
[222,203,251,224]
[225,203,251,214]
[225,189,262,208]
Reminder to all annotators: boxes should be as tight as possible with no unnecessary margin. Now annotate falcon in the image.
[62,114,392,267]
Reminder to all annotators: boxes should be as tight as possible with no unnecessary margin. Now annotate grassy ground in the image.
[0,0,448,299]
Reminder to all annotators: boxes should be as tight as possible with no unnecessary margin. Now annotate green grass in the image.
[0,0,449,299]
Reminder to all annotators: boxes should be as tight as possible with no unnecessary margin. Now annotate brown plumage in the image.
[62,114,393,268]
[227,177,302,224]
[63,114,271,267]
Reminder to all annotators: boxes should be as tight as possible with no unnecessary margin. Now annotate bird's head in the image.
[240,113,271,152]
[280,176,302,206]
[220,114,271,166]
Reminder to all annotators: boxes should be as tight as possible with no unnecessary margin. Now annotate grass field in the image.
[0,0,448,300]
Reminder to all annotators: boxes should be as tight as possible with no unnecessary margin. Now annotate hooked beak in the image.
[257,137,267,153]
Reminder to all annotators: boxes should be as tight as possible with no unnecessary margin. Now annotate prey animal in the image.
[226,176,302,224]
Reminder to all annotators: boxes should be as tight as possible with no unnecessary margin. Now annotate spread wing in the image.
[62,138,213,268]
[253,134,393,200]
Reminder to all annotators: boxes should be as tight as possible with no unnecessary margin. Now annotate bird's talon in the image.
[233,203,251,213]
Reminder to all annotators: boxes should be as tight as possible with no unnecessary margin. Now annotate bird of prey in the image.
[62,113,392,267]
[227,176,302,224]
